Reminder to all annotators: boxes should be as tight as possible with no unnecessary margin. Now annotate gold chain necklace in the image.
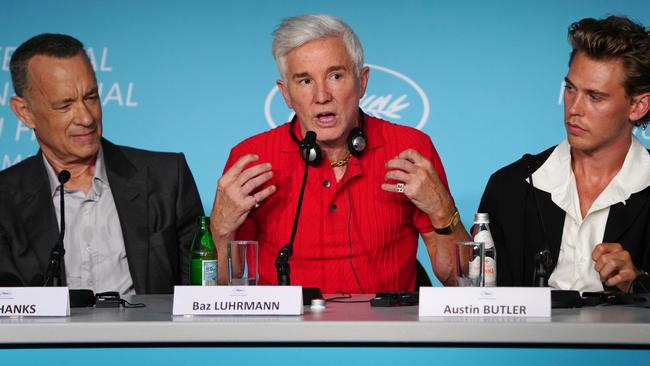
[330,153,351,167]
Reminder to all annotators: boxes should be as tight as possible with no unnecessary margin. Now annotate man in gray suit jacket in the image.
[0,33,203,294]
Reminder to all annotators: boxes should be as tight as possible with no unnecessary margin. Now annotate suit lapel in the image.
[528,148,566,266]
[603,188,650,242]
[603,149,650,243]
[102,139,149,294]
[536,189,566,264]
[19,153,60,282]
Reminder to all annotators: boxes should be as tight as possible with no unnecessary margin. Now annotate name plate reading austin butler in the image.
[0,287,70,317]
[419,287,550,318]
[172,286,303,316]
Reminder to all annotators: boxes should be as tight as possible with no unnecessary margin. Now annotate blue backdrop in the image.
[1,0,650,282]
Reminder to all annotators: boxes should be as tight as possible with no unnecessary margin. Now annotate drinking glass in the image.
[227,240,259,285]
[455,241,485,287]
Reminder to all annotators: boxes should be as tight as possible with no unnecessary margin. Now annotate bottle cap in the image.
[474,213,489,224]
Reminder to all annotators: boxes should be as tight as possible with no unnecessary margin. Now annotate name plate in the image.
[0,287,70,317]
[172,285,303,316]
[418,287,550,318]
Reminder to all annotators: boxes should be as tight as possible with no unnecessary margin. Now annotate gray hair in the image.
[272,14,364,81]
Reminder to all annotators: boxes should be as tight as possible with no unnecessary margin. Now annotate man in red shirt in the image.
[210,14,469,293]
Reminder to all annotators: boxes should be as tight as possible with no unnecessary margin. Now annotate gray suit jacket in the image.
[0,139,204,294]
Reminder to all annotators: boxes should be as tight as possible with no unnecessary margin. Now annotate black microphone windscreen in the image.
[304,131,317,145]
[58,170,71,184]
[0,272,23,287]
[301,131,321,164]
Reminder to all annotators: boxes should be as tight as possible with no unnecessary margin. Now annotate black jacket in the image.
[0,139,204,294]
[478,147,650,292]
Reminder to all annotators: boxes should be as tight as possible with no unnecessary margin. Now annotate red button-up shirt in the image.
[224,116,450,293]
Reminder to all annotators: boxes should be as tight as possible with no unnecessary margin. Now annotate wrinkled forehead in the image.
[285,36,353,69]
[25,54,96,98]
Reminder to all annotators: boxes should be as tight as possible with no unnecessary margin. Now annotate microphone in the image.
[58,170,71,183]
[523,154,553,287]
[534,249,553,287]
[43,170,70,287]
[56,170,70,242]
[300,130,321,165]
[276,131,316,285]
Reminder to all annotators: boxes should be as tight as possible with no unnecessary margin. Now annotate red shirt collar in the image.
[279,112,386,154]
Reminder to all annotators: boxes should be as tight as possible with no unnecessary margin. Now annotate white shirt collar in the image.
[531,135,650,219]
[42,146,109,197]
[609,135,650,200]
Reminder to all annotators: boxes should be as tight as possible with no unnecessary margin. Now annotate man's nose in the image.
[314,82,332,104]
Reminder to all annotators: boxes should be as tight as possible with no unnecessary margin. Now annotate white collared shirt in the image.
[530,136,650,292]
[43,147,135,296]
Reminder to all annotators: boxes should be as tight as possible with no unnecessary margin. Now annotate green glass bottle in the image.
[190,216,217,286]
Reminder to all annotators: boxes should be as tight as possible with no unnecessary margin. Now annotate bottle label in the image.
[484,256,497,287]
[202,260,217,286]
[474,230,494,249]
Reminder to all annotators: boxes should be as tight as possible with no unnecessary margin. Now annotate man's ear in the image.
[276,79,293,109]
[630,92,650,123]
[9,95,35,129]
[358,66,370,99]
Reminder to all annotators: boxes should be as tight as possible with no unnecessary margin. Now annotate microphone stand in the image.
[276,146,311,286]
[534,249,552,287]
[44,170,70,287]
[535,260,549,287]
[524,154,553,288]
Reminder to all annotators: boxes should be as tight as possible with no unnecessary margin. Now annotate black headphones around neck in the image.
[289,109,367,166]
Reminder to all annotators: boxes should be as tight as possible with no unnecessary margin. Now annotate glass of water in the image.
[227,240,259,286]
[454,241,485,287]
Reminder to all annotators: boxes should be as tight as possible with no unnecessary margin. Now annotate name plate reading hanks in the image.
[419,287,550,318]
[173,286,303,316]
[0,287,70,317]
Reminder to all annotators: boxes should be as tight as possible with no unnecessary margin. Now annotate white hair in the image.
[272,14,364,81]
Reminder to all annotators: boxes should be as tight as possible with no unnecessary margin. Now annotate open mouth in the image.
[316,112,336,124]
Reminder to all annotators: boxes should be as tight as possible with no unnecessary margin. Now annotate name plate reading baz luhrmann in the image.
[419,287,550,318]
[172,286,303,316]
[0,287,70,317]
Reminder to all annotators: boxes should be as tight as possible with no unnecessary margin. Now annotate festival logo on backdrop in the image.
[264,64,429,130]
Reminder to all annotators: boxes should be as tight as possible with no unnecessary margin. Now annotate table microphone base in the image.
[70,289,95,308]
[302,287,323,305]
